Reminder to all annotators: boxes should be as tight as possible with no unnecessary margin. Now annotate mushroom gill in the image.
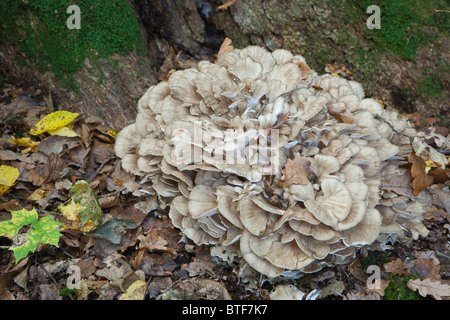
[115,45,440,279]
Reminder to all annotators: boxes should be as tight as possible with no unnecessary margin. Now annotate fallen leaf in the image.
[319,279,346,298]
[413,258,441,280]
[408,152,431,196]
[384,258,409,275]
[428,167,450,183]
[278,157,312,188]
[69,180,103,228]
[328,104,354,123]
[429,184,450,213]
[0,290,15,300]
[137,229,170,253]
[8,137,40,153]
[59,199,95,232]
[407,278,450,300]
[344,291,381,300]
[217,0,238,10]
[217,37,233,60]
[380,171,415,198]
[47,125,80,137]
[423,207,449,222]
[30,110,79,135]
[106,130,117,140]
[85,219,137,244]
[27,188,49,201]
[270,284,305,300]
[161,278,231,300]
[325,62,354,79]
[295,61,310,80]
[119,280,147,300]
[366,279,390,297]
[0,165,20,187]
[0,164,20,195]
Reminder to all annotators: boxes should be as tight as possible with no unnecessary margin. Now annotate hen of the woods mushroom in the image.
[115,45,445,280]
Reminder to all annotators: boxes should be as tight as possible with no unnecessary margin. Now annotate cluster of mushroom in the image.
[115,46,430,278]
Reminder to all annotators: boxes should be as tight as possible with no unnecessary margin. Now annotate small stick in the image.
[86,156,115,183]
[436,251,450,260]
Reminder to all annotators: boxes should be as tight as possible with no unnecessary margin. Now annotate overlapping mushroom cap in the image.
[115,46,432,279]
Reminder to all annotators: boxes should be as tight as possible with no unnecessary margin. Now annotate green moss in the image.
[0,0,143,88]
[384,274,422,300]
[57,286,79,300]
[436,115,450,127]
[361,251,390,271]
[418,75,444,97]
[344,0,449,60]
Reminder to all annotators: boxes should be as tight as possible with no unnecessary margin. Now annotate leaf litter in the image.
[0,79,449,300]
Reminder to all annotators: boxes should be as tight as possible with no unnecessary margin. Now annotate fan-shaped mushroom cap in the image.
[115,45,430,279]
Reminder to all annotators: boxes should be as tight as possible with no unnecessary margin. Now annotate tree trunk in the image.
[0,0,447,130]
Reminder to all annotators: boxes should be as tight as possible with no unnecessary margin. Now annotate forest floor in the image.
[0,83,449,301]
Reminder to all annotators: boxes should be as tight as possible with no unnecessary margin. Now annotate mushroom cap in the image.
[114,45,430,279]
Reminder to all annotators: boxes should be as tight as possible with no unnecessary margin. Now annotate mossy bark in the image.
[0,0,448,129]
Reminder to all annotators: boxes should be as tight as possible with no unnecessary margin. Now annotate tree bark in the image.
[0,0,447,130]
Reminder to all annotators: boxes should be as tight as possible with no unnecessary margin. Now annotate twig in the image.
[434,9,450,13]
[86,156,116,183]
[38,261,74,300]
[436,251,450,260]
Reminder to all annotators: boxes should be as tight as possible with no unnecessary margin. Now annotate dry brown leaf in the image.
[366,279,390,297]
[344,291,381,300]
[137,229,171,253]
[217,37,233,60]
[278,157,312,188]
[408,152,432,196]
[98,194,120,209]
[384,258,409,275]
[407,278,450,300]
[413,258,441,280]
[403,112,437,127]
[380,171,415,198]
[217,0,238,10]
[428,167,450,183]
[424,207,449,222]
[325,62,354,79]
[27,188,48,201]
[0,200,20,211]
[295,61,310,80]
[328,105,354,124]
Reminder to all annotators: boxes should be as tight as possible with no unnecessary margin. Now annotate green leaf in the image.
[69,180,102,228]
[10,238,37,263]
[31,216,63,248]
[0,208,62,263]
[0,208,38,238]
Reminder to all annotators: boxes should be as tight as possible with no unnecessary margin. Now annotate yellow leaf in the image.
[425,159,437,173]
[113,178,124,186]
[0,185,11,196]
[30,111,79,135]
[0,165,20,186]
[119,280,147,300]
[59,200,84,221]
[8,137,40,151]
[27,188,49,201]
[58,200,96,232]
[106,130,117,139]
[375,99,385,108]
[47,126,80,137]
[217,0,238,10]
